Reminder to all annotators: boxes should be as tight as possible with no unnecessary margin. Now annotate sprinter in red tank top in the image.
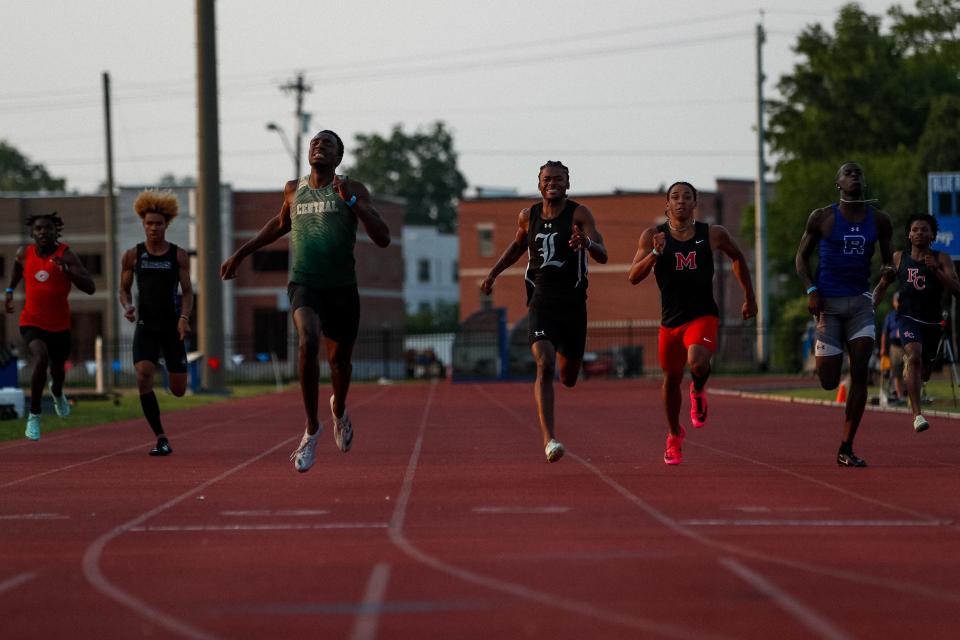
[4,213,95,440]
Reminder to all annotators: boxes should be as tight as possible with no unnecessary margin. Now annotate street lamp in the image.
[266,122,298,181]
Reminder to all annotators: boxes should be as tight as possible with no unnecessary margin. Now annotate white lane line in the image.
[1,405,281,489]
[479,386,960,605]
[220,509,330,517]
[388,382,722,640]
[682,519,951,527]
[719,558,852,640]
[0,572,35,594]
[129,522,387,532]
[350,563,391,640]
[733,506,831,513]
[82,388,395,640]
[83,437,296,640]
[0,513,68,520]
[472,506,569,514]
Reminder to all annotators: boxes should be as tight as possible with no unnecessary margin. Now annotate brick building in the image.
[457,179,759,371]
[0,195,110,360]
[1,189,406,380]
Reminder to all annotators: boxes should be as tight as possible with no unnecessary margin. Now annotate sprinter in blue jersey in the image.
[796,162,893,467]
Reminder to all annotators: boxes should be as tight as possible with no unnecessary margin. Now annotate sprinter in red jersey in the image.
[4,213,95,440]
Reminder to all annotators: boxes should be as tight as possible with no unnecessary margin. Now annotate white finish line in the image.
[472,506,569,514]
[0,513,68,520]
[220,509,330,517]
[130,522,388,532]
[680,519,952,527]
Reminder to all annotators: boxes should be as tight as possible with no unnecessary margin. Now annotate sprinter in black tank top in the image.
[874,213,960,433]
[629,181,756,465]
[480,161,607,463]
[119,190,194,457]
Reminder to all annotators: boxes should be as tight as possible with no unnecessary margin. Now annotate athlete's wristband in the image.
[4,288,12,294]
[179,315,190,321]
[345,195,357,207]
[651,247,661,257]
[806,285,818,295]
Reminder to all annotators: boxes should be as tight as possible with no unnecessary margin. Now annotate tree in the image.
[759,1,960,370]
[0,141,66,191]
[345,122,467,233]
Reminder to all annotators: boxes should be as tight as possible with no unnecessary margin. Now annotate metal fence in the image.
[4,322,795,389]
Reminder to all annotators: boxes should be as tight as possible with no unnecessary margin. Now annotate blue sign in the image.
[929,172,960,258]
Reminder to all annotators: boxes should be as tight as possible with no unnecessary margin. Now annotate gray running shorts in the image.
[815,294,875,357]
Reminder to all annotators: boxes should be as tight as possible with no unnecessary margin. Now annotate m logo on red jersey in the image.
[906,267,926,290]
[675,251,697,270]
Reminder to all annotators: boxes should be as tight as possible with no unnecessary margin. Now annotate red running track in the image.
[1,378,958,639]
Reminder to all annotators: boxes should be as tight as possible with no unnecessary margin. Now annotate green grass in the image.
[758,378,960,413]
[0,384,288,442]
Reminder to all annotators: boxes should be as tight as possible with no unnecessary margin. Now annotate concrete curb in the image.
[711,387,960,421]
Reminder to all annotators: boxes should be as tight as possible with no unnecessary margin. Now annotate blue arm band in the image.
[346,195,358,207]
[4,288,13,294]
[806,285,818,294]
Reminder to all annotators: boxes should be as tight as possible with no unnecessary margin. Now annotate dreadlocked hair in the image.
[25,212,65,238]
[539,160,569,179]
[134,190,180,221]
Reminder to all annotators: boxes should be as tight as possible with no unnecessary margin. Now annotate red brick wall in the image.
[458,183,757,329]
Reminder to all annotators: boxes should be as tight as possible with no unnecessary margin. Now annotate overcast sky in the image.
[1,0,899,199]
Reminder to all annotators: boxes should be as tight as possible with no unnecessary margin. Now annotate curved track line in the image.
[0,406,279,489]
[718,558,852,640]
[477,385,960,605]
[82,437,294,640]
[386,382,728,640]
[81,388,394,639]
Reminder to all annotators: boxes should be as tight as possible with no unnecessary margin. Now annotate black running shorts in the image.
[288,282,360,344]
[527,296,587,362]
[132,323,188,373]
[20,326,71,363]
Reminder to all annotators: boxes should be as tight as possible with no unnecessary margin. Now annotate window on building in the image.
[252,250,289,272]
[452,260,459,283]
[478,226,494,257]
[417,259,431,283]
[76,253,103,277]
[253,308,288,360]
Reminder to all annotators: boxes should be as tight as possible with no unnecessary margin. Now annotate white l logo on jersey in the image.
[535,232,565,268]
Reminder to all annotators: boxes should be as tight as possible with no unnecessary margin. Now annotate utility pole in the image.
[754,19,770,370]
[196,0,225,392]
[280,72,312,179]
[101,71,117,392]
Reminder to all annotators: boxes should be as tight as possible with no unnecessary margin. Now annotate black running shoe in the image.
[149,439,173,456]
[836,450,866,467]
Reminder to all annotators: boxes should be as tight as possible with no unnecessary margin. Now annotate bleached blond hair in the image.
[134,190,180,221]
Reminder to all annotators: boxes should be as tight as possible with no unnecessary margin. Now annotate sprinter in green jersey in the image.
[221,130,391,472]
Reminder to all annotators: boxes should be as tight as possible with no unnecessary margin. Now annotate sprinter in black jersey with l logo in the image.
[874,213,960,434]
[119,191,194,456]
[480,161,608,463]
[629,182,756,465]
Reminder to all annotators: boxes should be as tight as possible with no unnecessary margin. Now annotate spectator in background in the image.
[880,292,905,404]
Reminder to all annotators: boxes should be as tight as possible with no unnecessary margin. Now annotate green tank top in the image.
[289,176,358,287]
